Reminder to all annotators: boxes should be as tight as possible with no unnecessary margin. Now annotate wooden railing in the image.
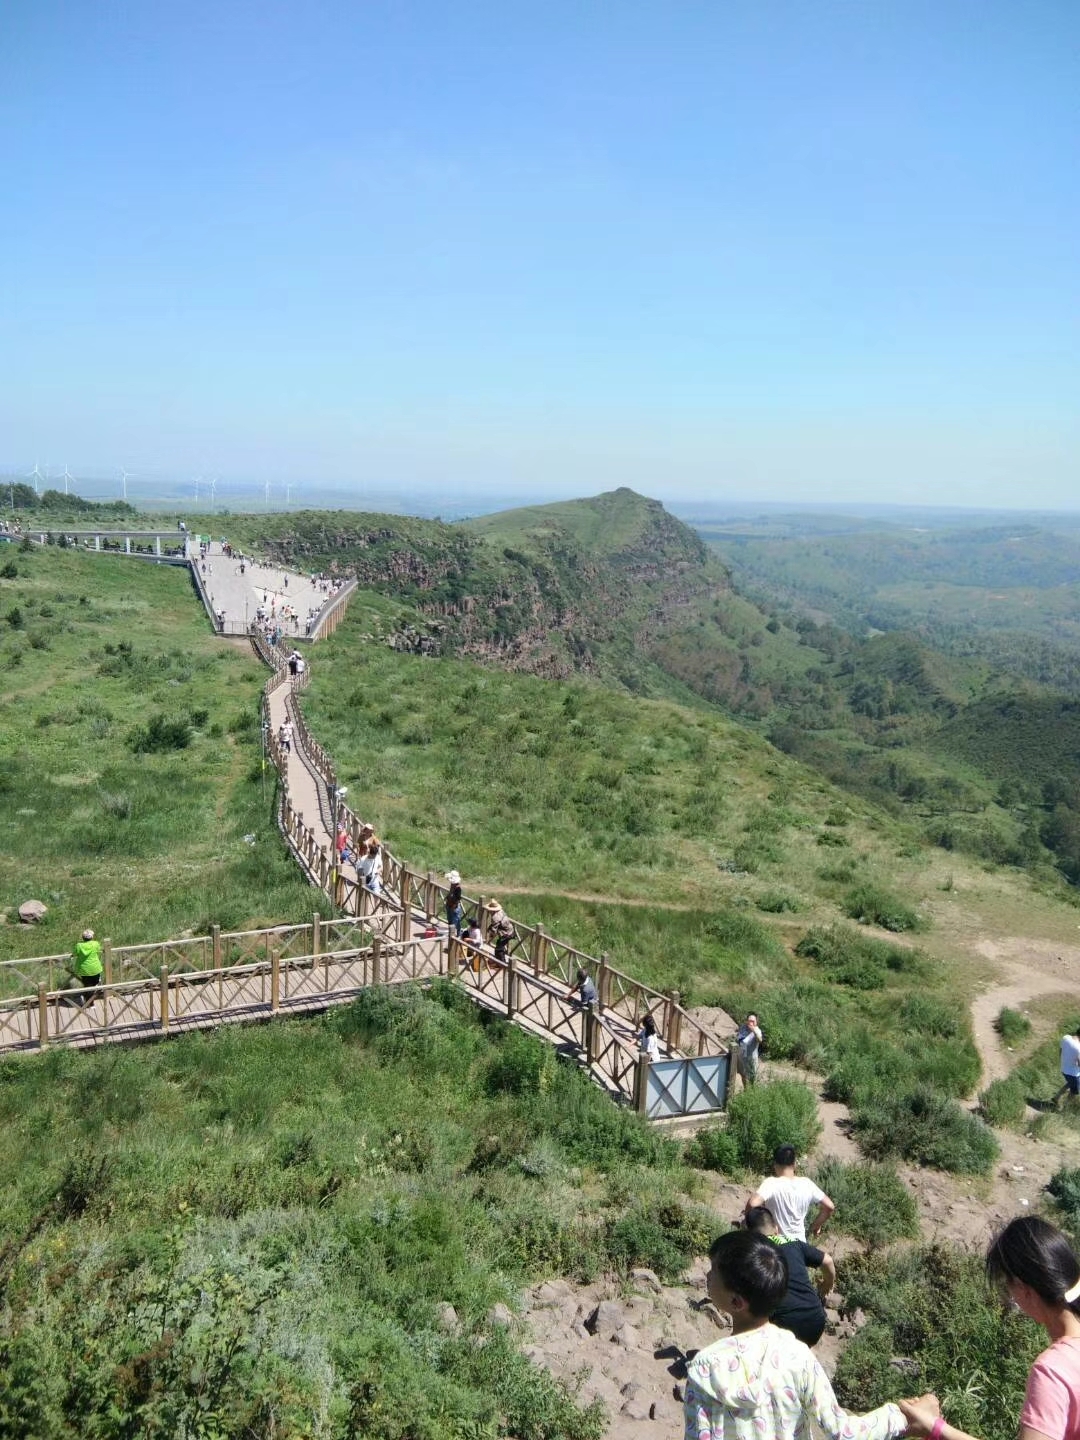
[251,621,733,1116]
[0,573,730,1115]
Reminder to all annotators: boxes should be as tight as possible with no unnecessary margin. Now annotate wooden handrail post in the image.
[398,898,410,944]
[212,924,222,969]
[160,967,169,1032]
[447,934,460,978]
[38,983,48,1049]
[535,923,548,975]
[585,1004,597,1066]
[506,952,518,1021]
[425,870,436,922]
[312,911,321,958]
[597,952,610,1013]
[477,896,486,939]
[372,936,383,986]
[634,1052,651,1115]
[668,990,683,1052]
[270,951,280,1012]
[103,937,113,987]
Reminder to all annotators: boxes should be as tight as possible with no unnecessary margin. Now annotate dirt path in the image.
[968,937,1080,1088]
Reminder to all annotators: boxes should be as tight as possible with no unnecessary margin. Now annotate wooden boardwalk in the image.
[0,546,732,1119]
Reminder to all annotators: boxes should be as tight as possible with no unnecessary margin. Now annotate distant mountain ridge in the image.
[223,489,1080,888]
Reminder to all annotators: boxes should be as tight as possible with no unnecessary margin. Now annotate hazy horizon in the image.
[3,2,1076,509]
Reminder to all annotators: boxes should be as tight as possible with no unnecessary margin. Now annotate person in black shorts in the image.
[745,1204,836,1347]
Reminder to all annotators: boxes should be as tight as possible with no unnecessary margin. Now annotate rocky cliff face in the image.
[253,490,734,689]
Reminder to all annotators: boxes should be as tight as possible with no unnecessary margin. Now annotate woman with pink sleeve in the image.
[902,1216,1080,1440]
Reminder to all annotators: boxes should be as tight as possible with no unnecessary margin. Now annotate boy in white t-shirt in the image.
[1053,1030,1080,1106]
[745,1144,835,1243]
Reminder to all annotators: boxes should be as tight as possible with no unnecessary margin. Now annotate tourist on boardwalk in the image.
[486,899,514,963]
[358,838,383,896]
[462,915,484,971]
[684,1229,928,1440]
[570,967,598,1009]
[278,720,293,755]
[746,1145,835,1242]
[1052,1028,1080,1106]
[900,1215,1080,1440]
[445,870,464,936]
[744,1204,835,1347]
[735,1013,764,1088]
[70,928,103,1002]
[637,1012,661,1060]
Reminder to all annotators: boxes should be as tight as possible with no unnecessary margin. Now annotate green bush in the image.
[756,889,800,914]
[995,1007,1032,1045]
[723,1080,822,1173]
[835,1245,1040,1440]
[979,1076,1027,1127]
[605,1199,714,1282]
[811,1158,918,1246]
[851,1085,998,1174]
[127,712,193,753]
[843,883,921,932]
[796,925,921,990]
[684,1123,742,1174]
[1048,1167,1080,1235]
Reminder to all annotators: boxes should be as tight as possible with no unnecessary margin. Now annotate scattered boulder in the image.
[487,1302,514,1330]
[586,1299,627,1339]
[614,1322,641,1351]
[620,1396,652,1421]
[630,1267,663,1294]
[435,1302,459,1335]
[18,900,47,924]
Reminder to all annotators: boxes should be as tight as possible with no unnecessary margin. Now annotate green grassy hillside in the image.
[0,546,313,959]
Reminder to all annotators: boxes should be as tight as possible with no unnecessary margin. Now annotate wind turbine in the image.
[209,476,218,510]
[285,482,295,507]
[26,460,43,493]
[264,479,271,508]
[120,467,132,501]
[61,464,74,495]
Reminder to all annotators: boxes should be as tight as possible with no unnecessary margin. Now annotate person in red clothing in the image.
[901,1216,1080,1440]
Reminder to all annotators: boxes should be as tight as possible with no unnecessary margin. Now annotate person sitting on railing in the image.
[569,967,598,1010]
[445,871,464,937]
[358,838,383,896]
[71,928,103,1003]
[637,1012,661,1061]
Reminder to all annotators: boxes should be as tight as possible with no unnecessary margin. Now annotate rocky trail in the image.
[521,935,1080,1436]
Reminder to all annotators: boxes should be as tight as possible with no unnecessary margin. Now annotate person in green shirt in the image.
[71,928,103,1003]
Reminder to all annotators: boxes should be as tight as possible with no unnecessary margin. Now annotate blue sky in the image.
[1,1,1077,508]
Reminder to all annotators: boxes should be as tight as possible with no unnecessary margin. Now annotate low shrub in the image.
[850,1085,998,1174]
[127,712,192,754]
[995,1008,1032,1045]
[723,1080,822,1173]
[684,1123,741,1175]
[604,1199,714,1282]
[843,883,921,933]
[796,925,921,991]
[835,1245,1040,1440]
[811,1158,918,1246]
[979,1076,1027,1127]
[756,890,800,914]
[1048,1167,1080,1235]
